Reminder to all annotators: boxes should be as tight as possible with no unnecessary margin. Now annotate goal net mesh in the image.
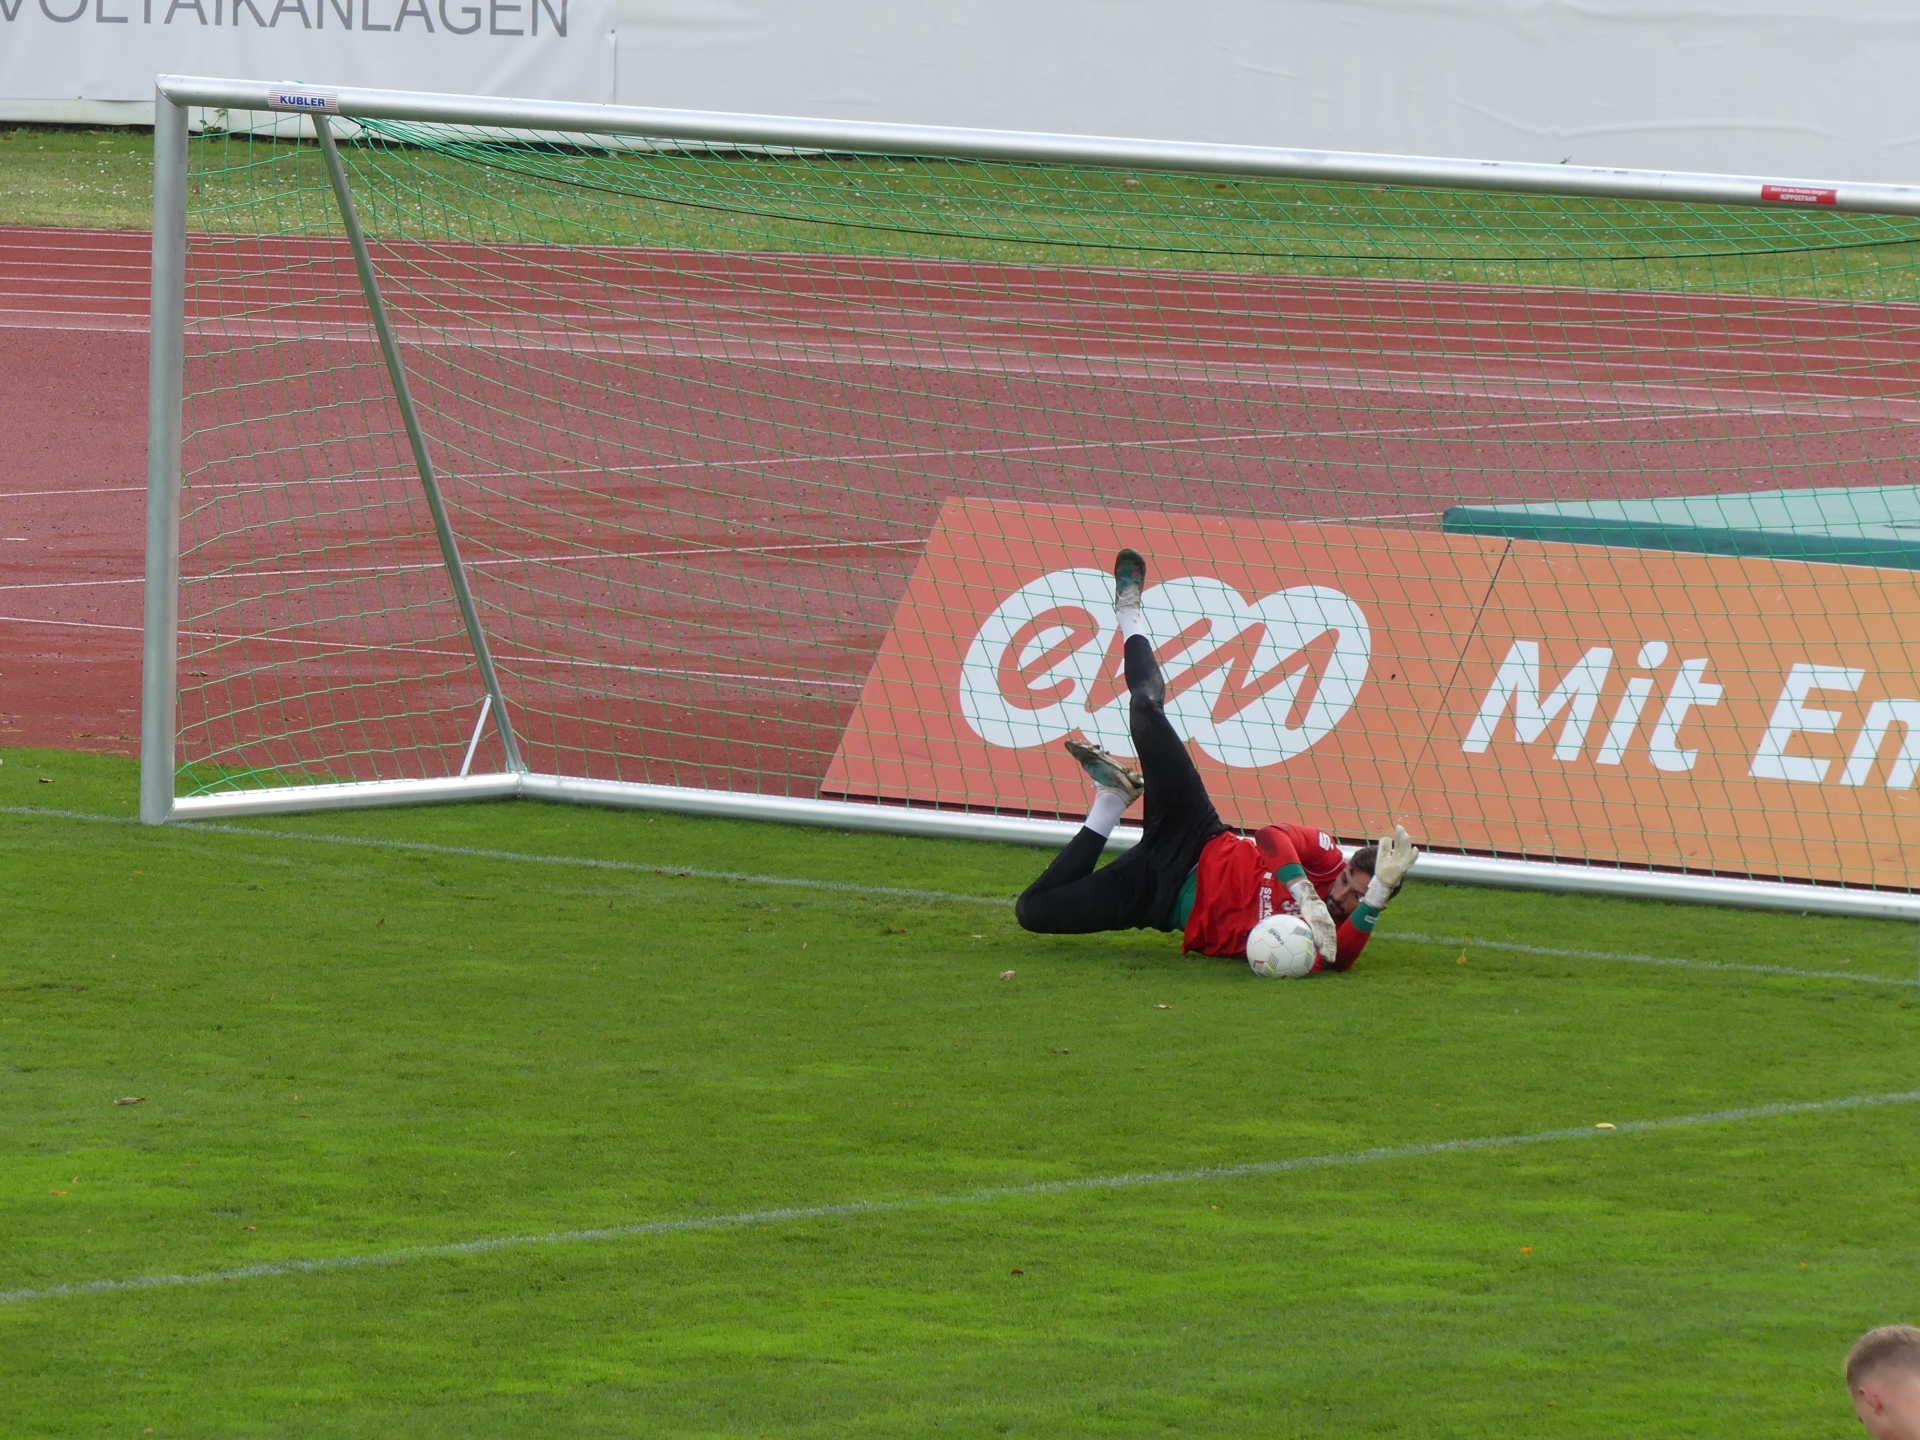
[168,117,1920,883]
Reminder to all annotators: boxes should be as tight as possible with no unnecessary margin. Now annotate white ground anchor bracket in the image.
[458,695,495,778]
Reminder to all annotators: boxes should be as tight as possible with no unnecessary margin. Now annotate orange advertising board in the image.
[822,498,1920,887]
[1434,544,1920,883]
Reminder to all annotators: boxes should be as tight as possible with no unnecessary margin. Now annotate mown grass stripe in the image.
[5,1089,1914,1307]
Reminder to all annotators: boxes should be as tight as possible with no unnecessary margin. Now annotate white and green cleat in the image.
[1113,547,1146,612]
[1064,737,1145,805]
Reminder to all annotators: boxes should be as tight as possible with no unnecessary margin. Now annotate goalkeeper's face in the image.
[1325,862,1372,922]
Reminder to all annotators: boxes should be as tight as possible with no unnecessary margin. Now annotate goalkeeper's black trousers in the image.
[1014,634,1229,935]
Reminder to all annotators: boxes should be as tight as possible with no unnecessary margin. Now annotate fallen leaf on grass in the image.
[1155,1003,1174,1010]
[37,776,53,785]
[242,1225,256,1232]
[1049,1047,1070,1056]
[50,1189,66,1196]
[1520,1246,1533,1255]
[114,1096,145,1106]
[1595,1122,1616,1130]
[1009,1268,1024,1276]
[1455,953,1467,965]
[999,970,1015,981]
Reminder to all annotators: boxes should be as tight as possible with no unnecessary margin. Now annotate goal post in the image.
[142,75,1920,919]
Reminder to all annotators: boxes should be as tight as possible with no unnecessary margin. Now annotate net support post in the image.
[312,113,527,775]
[140,92,189,826]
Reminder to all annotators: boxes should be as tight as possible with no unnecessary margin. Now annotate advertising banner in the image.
[823,499,1920,888]
[0,0,613,104]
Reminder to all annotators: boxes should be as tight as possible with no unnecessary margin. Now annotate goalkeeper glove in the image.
[1364,824,1418,909]
[1288,877,1339,965]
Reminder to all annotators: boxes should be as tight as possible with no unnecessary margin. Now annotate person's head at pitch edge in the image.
[1849,1326,1920,1440]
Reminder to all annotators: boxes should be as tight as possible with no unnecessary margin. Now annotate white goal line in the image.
[5,799,1915,986]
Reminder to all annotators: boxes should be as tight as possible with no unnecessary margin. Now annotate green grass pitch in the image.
[3,746,1918,1437]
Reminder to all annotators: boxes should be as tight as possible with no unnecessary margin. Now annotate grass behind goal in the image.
[3,748,1918,1436]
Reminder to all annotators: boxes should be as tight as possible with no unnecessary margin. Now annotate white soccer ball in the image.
[1245,914,1317,978]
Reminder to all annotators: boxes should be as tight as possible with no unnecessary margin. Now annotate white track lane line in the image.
[0,614,141,632]
[0,377,1830,510]
[5,1089,1916,1307]
[2,805,1912,984]
[0,535,928,595]
[120,315,1920,423]
[0,618,866,691]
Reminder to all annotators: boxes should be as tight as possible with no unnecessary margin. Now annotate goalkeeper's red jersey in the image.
[1179,823,1375,970]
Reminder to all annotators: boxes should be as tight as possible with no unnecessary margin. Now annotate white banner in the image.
[615,0,1920,185]
[0,0,614,103]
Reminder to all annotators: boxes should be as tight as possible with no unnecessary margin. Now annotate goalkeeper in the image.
[1013,548,1417,972]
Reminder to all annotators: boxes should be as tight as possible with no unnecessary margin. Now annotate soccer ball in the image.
[1245,914,1317,978]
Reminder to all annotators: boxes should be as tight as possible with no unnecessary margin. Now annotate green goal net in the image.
[145,82,1920,908]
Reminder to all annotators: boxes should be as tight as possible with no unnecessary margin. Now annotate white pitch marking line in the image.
[5,1089,1916,1307]
[3,807,1913,985]
[1390,929,1920,988]
[174,820,1001,904]
[0,807,1007,906]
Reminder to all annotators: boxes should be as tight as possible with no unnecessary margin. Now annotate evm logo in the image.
[958,568,1371,768]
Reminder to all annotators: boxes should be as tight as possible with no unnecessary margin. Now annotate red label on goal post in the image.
[1761,183,1839,206]
[823,498,1920,887]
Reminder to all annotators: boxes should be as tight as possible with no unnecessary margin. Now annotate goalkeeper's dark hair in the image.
[1346,844,1403,901]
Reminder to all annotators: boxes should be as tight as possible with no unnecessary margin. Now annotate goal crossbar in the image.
[154,74,1920,216]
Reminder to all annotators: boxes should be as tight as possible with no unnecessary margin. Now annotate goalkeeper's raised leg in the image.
[1013,548,1418,973]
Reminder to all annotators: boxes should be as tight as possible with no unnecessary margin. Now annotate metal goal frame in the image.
[142,74,1920,921]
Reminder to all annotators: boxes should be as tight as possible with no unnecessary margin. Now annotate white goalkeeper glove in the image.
[1363,824,1418,909]
[1288,877,1339,966]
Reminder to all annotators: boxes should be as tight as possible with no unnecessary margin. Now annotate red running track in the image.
[6,225,1920,790]
[0,229,151,758]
